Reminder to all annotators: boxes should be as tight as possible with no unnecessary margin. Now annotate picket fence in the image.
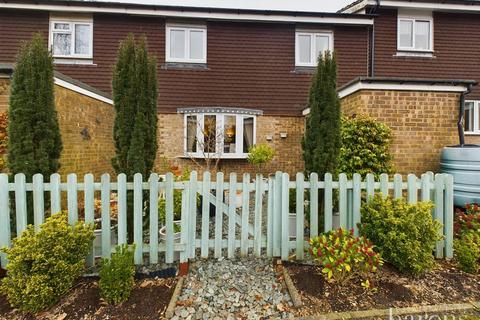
[0,171,454,269]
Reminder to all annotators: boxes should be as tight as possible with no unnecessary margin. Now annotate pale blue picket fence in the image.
[0,171,453,268]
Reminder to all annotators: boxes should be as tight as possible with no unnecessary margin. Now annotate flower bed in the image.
[0,277,176,320]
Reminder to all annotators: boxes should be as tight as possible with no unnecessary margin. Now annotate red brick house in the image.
[0,0,478,176]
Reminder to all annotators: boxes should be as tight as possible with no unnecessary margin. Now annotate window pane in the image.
[464,102,474,132]
[189,30,204,60]
[399,20,413,48]
[186,115,197,152]
[298,34,311,64]
[415,20,430,50]
[54,23,70,30]
[315,35,330,62]
[223,116,236,154]
[74,24,91,55]
[53,33,71,56]
[203,115,216,153]
[170,29,186,59]
[243,117,254,153]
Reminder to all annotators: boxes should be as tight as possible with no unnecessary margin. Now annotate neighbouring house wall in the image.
[373,8,480,100]
[0,9,369,116]
[0,78,115,178]
[341,90,462,175]
[156,114,305,176]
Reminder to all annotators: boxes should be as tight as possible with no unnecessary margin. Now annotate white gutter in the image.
[0,3,374,25]
[342,0,480,13]
[54,77,113,105]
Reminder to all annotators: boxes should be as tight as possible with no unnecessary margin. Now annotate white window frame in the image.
[49,18,93,59]
[465,100,480,135]
[397,14,433,52]
[295,30,334,67]
[184,113,256,159]
[166,24,207,64]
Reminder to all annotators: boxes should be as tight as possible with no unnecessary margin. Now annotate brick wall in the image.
[341,90,463,175]
[0,78,115,179]
[156,113,305,177]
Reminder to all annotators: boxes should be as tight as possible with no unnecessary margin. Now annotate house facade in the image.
[0,0,479,177]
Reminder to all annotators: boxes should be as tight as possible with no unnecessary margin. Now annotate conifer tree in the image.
[112,34,158,240]
[7,33,63,223]
[302,52,341,178]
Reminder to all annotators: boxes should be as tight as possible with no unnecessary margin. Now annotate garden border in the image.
[165,276,185,319]
[296,301,480,320]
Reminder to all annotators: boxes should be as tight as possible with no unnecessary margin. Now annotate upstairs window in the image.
[180,108,260,159]
[49,19,93,58]
[295,31,333,67]
[166,24,207,63]
[465,101,480,134]
[398,16,432,51]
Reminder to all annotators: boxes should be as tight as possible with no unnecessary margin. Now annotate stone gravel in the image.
[172,258,294,319]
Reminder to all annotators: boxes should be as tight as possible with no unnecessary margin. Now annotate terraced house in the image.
[0,0,479,176]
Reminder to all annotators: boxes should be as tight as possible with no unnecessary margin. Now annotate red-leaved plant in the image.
[309,228,382,284]
[454,203,480,236]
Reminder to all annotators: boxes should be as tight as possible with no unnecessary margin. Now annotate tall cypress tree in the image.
[302,52,341,177]
[112,34,158,241]
[7,33,63,223]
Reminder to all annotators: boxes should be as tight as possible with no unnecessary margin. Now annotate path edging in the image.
[282,264,303,308]
[165,276,185,319]
[297,301,480,320]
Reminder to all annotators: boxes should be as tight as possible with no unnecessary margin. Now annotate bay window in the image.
[49,19,93,58]
[465,101,480,134]
[181,108,260,159]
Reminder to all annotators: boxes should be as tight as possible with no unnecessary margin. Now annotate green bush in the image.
[0,212,94,313]
[360,195,442,276]
[99,244,136,304]
[454,231,480,274]
[339,116,393,178]
[309,228,382,284]
[247,143,275,172]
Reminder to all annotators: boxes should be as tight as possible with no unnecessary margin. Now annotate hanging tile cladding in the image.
[373,8,480,99]
[0,10,369,116]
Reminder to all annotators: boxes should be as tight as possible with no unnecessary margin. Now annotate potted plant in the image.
[158,188,183,241]
[247,143,276,176]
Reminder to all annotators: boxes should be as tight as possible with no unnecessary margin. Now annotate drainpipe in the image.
[457,84,473,146]
[368,0,380,77]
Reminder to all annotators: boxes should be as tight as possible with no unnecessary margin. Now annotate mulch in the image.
[286,261,480,317]
[0,277,177,320]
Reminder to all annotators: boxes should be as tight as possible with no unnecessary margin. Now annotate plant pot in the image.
[289,213,297,239]
[93,223,117,258]
[159,220,181,261]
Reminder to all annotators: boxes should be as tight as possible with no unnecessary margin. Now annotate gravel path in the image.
[172,258,294,319]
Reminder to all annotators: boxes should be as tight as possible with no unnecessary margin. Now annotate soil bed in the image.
[0,277,177,320]
[286,261,480,317]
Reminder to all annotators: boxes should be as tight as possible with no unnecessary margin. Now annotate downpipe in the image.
[457,84,473,147]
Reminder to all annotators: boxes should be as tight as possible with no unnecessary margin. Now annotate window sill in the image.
[394,51,435,58]
[180,154,249,160]
[465,132,480,136]
[162,62,209,70]
[54,58,96,65]
[291,66,316,74]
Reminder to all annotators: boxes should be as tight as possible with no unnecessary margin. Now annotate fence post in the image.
[393,174,403,199]
[0,174,10,268]
[421,173,431,202]
[366,174,375,201]
[101,173,111,259]
[165,172,174,264]
[133,173,143,264]
[180,184,189,263]
[149,173,159,264]
[214,172,224,258]
[266,175,274,257]
[309,173,319,238]
[281,173,290,261]
[434,174,445,259]
[254,174,263,257]
[117,173,127,245]
[14,173,27,235]
[32,174,44,231]
[380,173,388,198]
[188,171,198,259]
[50,173,61,214]
[67,173,78,225]
[201,172,211,258]
[273,171,282,257]
[444,174,454,259]
[84,173,95,267]
[407,174,418,204]
[324,173,333,233]
[240,173,250,257]
[227,172,237,258]
[339,173,347,229]
[296,172,304,260]
[352,173,361,236]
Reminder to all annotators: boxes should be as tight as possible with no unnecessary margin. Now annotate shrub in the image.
[99,244,136,304]
[339,115,393,179]
[0,212,94,313]
[454,232,480,274]
[454,208,480,236]
[247,143,275,172]
[0,112,7,172]
[360,195,442,276]
[309,228,382,284]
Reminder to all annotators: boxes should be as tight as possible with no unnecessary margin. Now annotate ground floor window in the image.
[465,101,480,134]
[180,108,260,159]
